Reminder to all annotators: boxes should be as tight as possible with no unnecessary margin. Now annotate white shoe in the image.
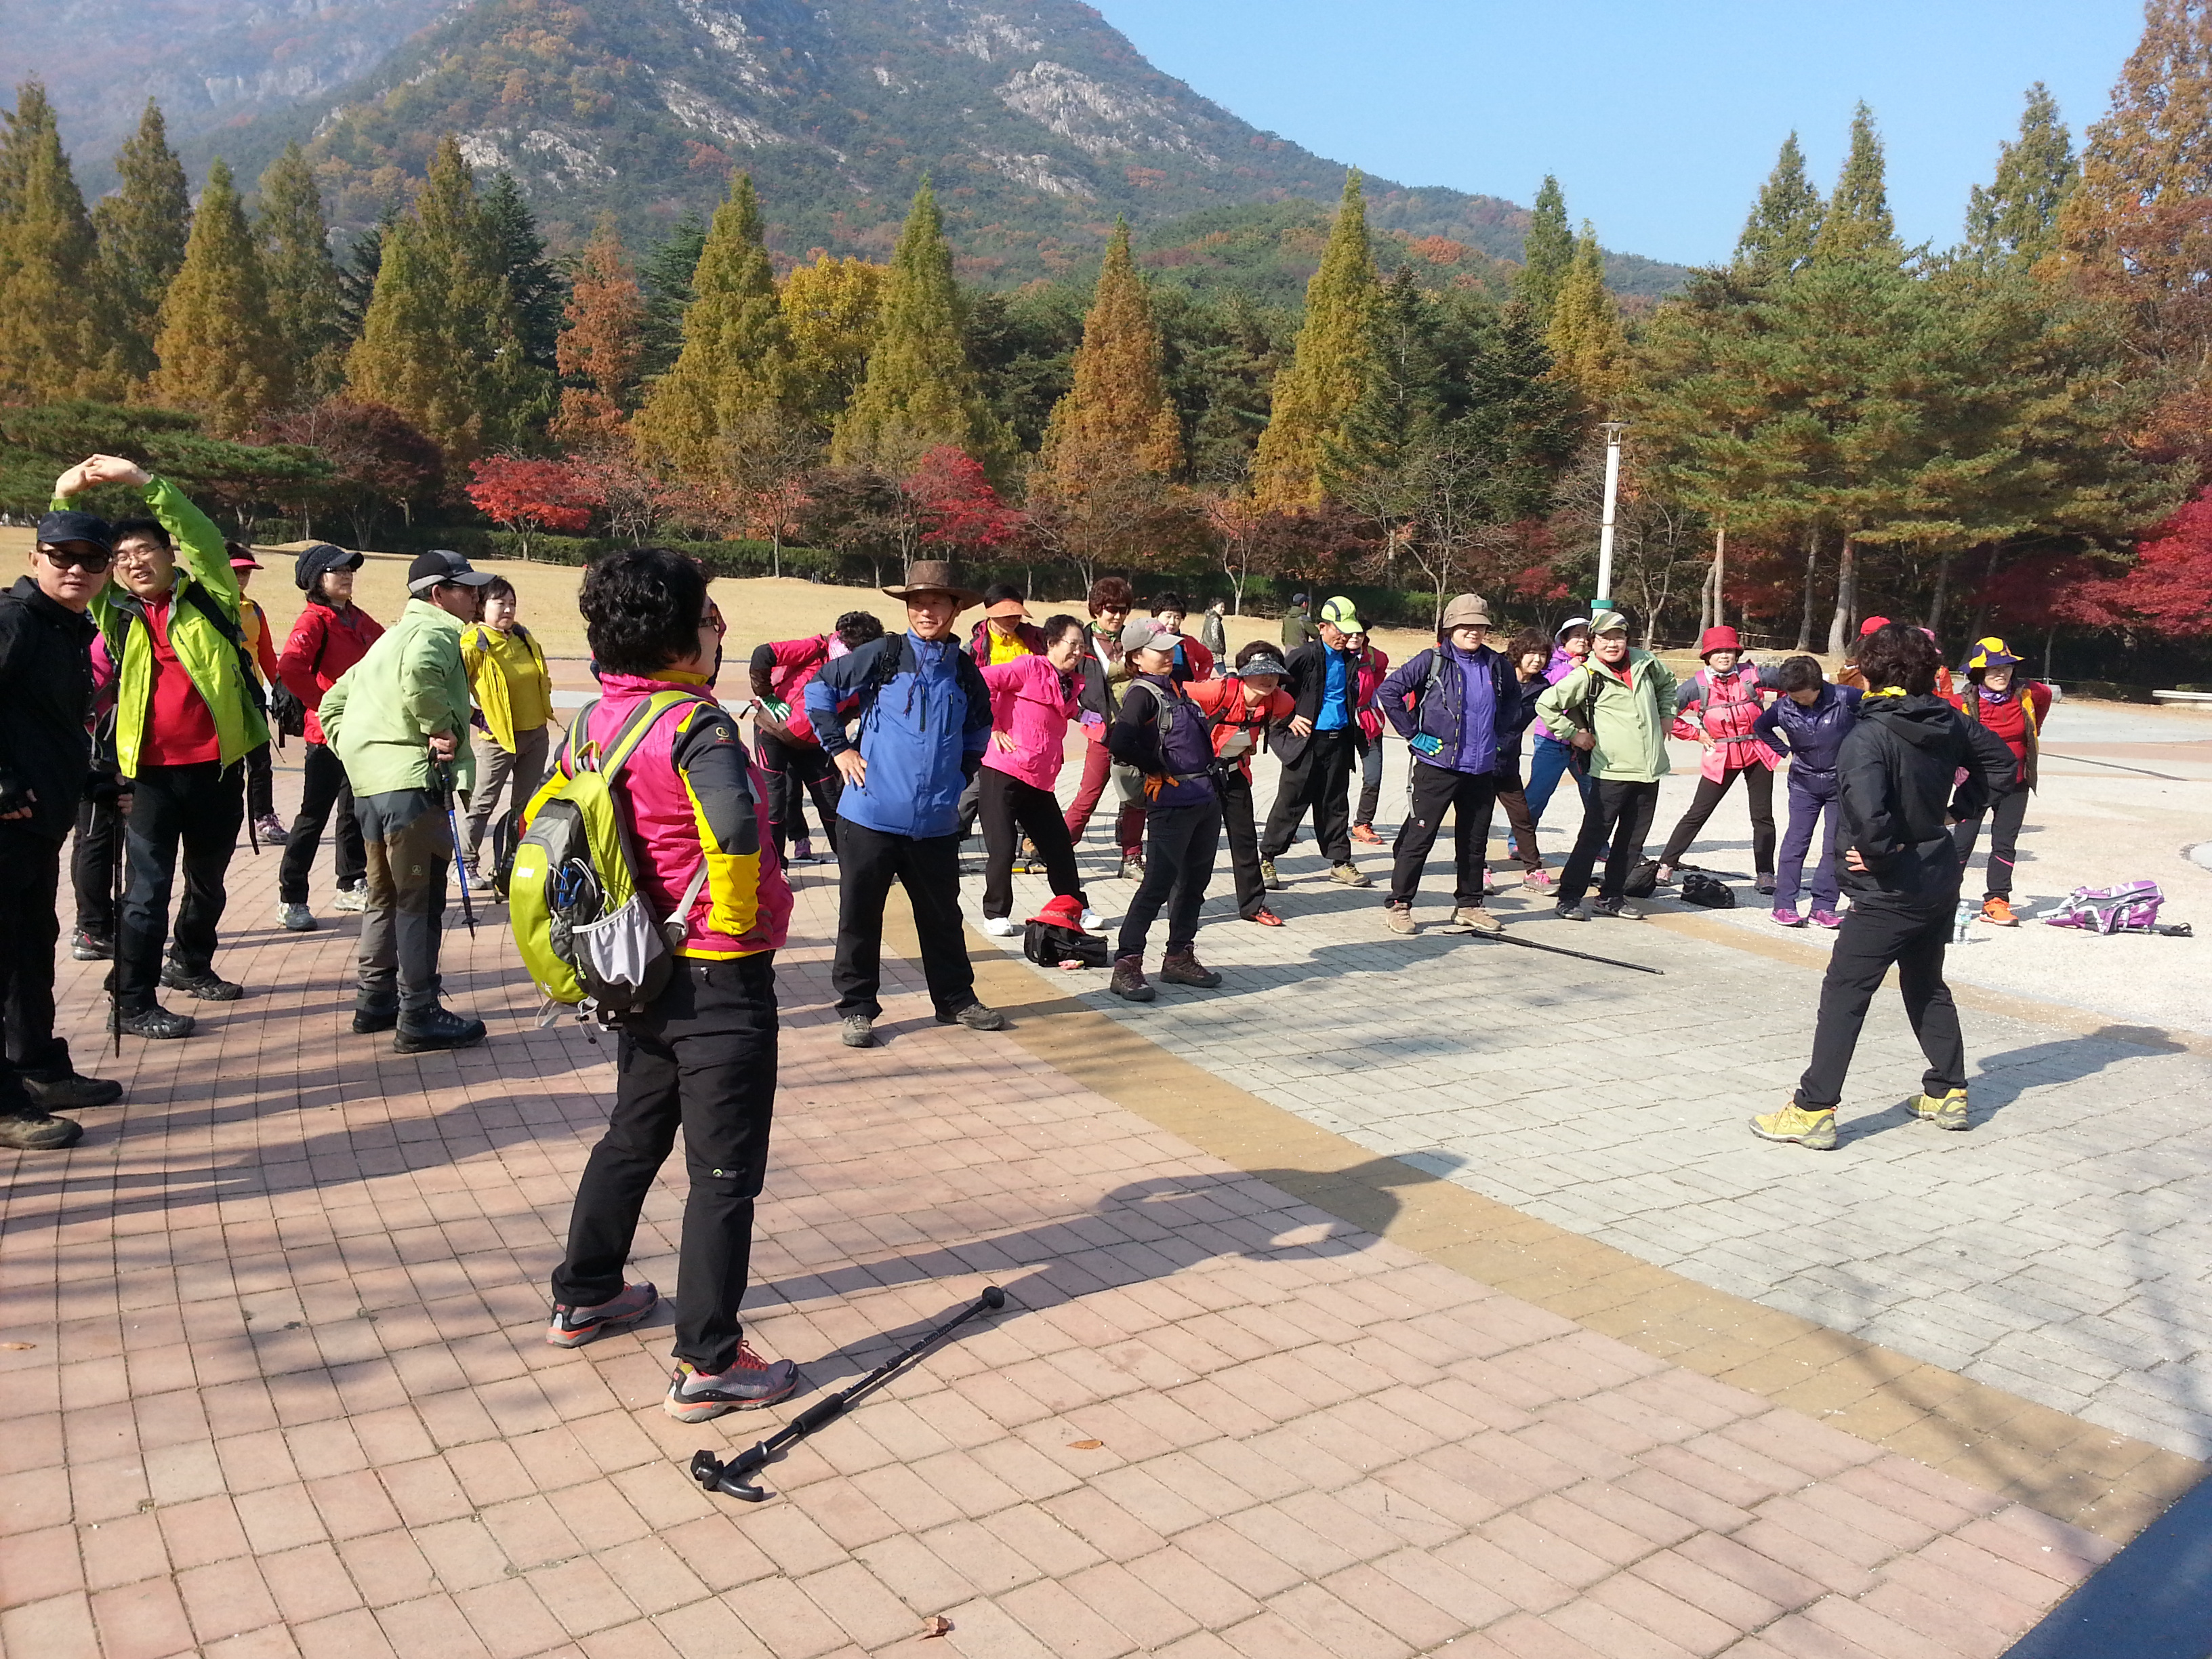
[330,882,368,914]
[1079,909,1101,931]
[979,916,1020,937]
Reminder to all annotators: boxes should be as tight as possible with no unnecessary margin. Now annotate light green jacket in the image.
[68,477,270,777]
[321,599,477,798]
[1533,649,1679,783]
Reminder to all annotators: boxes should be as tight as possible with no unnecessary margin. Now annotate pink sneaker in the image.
[1771,907,1805,928]
[1810,909,1844,929]
[1523,868,1554,890]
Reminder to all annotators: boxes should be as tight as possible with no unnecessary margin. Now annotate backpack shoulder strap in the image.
[599,690,708,781]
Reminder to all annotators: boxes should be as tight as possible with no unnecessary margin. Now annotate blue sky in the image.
[1092,1,2145,267]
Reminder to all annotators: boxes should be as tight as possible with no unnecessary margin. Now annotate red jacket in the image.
[1950,679,2051,788]
[1187,678,1293,781]
[748,634,838,746]
[278,601,384,746]
[1352,645,1391,744]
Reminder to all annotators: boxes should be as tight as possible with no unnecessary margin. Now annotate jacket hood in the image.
[1862,693,1957,750]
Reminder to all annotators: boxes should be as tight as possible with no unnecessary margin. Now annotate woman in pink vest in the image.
[976,614,1094,935]
[1656,626,1782,893]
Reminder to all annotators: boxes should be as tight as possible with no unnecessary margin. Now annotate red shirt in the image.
[140,596,222,766]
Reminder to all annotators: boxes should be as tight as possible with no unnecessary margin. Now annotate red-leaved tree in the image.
[466,456,602,560]
[2081,491,2212,636]
[905,446,1023,559]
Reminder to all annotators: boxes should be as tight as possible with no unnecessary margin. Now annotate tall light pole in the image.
[1595,421,1626,612]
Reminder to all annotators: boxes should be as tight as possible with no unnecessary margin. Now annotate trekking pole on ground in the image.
[690,1286,1010,1504]
[438,760,476,939]
[110,798,125,1057]
[1471,929,1663,975]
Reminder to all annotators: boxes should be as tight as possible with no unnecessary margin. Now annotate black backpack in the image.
[1681,871,1736,908]
[1024,920,1107,968]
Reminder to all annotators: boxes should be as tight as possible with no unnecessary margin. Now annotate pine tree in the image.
[1252,170,1376,508]
[1547,222,1626,412]
[1734,134,1824,279]
[1515,176,1572,324]
[1041,219,1181,485]
[334,216,387,342]
[783,251,885,432]
[0,86,110,401]
[258,142,345,402]
[638,210,707,381]
[1322,264,1441,497]
[552,214,644,445]
[150,159,278,436]
[1813,103,1898,263]
[832,178,1008,470]
[1965,84,2077,269]
[478,169,561,373]
[94,100,190,382]
[636,171,793,477]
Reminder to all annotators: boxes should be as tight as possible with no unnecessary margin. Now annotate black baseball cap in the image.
[407,549,495,594]
[37,510,113,551]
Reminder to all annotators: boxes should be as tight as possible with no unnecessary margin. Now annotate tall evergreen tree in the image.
[1813,103,1898,263]
[150,159,278,436]
[1547,222,1626,412]
[832,179,1007,470]
[783,251,885,432]
[94,100,190,382]
[334,216,387,342]
[1515,176,1572,324]
[1965,84,2077,270]
[552,214,644,445]
[1734,134,1824,279]
[638,211,708,382]
[1322,264,1441,496]
[1253,170,1376,508]
[257,142,345,403]
[636,171,793,477]
[1042,219,1181,484]
[478,169,562,373]
[0,89,110,401]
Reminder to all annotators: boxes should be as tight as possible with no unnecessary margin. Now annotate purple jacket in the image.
[1753,683,1864,785]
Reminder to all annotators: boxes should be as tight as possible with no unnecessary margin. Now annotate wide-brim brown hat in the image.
[882,559,983,609]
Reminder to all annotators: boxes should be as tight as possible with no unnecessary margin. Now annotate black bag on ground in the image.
[1024,921,1107,968]
[1680,871,1736,908]
[1624,859,1661,899]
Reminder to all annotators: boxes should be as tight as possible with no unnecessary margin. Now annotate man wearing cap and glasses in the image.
[56,454,272,1038]
[316,550,493,1051]
[0,506,130,1146]
[1261,594,1374,889]
[804,559,1008,1048]
[276,542,384,929]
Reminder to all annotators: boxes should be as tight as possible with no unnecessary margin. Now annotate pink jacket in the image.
[980,655,1080,790]
[560,674,792,959]
[1671,663,1781,782]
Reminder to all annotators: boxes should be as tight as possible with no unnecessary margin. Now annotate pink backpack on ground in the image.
[2043,881,2167,934]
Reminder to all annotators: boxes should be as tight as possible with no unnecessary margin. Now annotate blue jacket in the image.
[1753,683,1863,786]
[1378,643,1529,777]
[806,631,990,838]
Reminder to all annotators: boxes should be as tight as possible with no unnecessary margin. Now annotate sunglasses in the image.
[38,545,112,572]
[704,605,726,637]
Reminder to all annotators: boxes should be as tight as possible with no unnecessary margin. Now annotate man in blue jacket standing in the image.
[806,560,1008,1050]
[1375,594,1527,936]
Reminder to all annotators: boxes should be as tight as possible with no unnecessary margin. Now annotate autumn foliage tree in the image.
[268,398,444,546]
[466,455,600,559]
[552,214,645,446]
[149,159,279,436]
[907,445,1023,559]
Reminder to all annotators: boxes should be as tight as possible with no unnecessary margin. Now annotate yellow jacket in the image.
[461,621,552,752]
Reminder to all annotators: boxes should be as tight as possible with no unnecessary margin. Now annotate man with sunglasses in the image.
[0,510,130,1147]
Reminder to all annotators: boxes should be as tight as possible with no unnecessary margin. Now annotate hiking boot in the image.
[1810,909,1845,929]
[1980,896,2018,927]
[1109,954,1155,1002]
[119,1004,194,1040]
[1911,1088,1970,1130]
[161,964,243,1001]
[1555,901,1589,922]
[1329,863,1373,888]
[546,1282,657,1349]
[1383,902,1417,936]
[1750,1101,1839,1150]
[253,813,288,844]
[1450,906,1503,935]
[840,1014,876,1048]
[1246,907,1284,927]
[0,1107,83,1151]
[1771,907,1805,928]
[1351,823,1383,846]
[1261,858,1285,890]
[352,996,399,1035]
[22,1073,122,1111]
[787,836,819,865]
[1756,873,1777,895]
[330,881,369,914]
[1118,852,1145,880]
[393,1007,487,1053]
[70,927,112,962]
[937,1002,1007,1031]
[664,1343,800,1421]
[1159,949,1221,987]
[276,901,317,932]
[1592,897,1645,920]
[1522,868,1554,890]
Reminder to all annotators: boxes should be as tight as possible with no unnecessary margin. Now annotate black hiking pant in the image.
[0,825,69,1110]
[1218,771,1269,920]
[279,741,365,905]
[1557,779,1660,905]
[831,821,976,1020]
[552,952,778,1374]
[978,766,1086,920]
[1660,762,1777,875]
[1263,727,1357,866]
[245,740,275,824]
[1388,762,1498,909]
[1118,798,1221,962]
[1952,786,2030,901]
[756,731,842,859]
[72,793,123,940]
[117,760,243,1011]
[1796,895,1964,1111]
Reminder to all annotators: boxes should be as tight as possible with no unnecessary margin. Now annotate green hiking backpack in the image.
[509,689,710,1025]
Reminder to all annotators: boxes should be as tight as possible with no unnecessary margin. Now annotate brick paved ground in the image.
[0,798,2135,1656]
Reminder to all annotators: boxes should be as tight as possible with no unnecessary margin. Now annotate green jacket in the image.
[1534,649,1679,783]
[320,599,478,798]
[68,477,269,778]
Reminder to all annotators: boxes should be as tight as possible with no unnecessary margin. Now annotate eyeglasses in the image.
[38,545,112,572]
[704,605,726,637]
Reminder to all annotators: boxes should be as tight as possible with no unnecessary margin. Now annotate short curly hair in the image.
[1088,575,1135,617]
[1855,623,1940,697]
[581,547,708,675]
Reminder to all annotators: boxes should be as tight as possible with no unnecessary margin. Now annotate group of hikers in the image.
[2,471,2053,1414]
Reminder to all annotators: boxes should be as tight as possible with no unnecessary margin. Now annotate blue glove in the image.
[1410,734,1444,758]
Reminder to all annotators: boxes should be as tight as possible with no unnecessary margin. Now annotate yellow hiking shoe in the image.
[1912,1088,1969,1130]
[1750,1101,1838,1150]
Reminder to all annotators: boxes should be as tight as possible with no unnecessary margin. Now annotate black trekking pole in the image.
[438,760,476,939]
[1470,929,1663,975]
[691,1286,1010,1503]
[110,794,125,1057]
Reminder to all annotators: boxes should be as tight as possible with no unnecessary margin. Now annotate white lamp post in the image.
[1595,421,1626,611]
